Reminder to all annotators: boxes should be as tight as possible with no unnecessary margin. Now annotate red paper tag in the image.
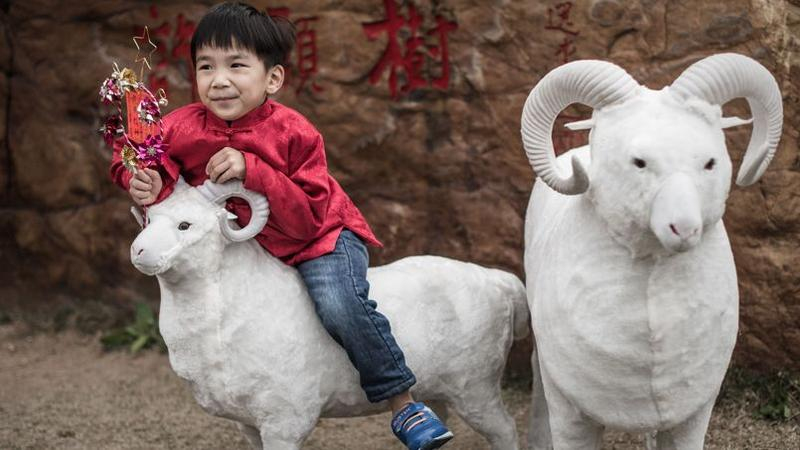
[126,89,159,143]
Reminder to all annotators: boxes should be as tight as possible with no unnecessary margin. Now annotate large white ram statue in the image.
[129,179,529,450]
[520,53,782,449]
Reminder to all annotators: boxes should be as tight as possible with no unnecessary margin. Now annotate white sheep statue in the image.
[519,53,783,449]
[129,178,529,450]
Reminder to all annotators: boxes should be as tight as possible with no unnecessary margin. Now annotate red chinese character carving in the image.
[137,6,198,100]
[399,4,428,94]
[555,36,577,64]
[545,2,579,36]
[363,0,458,99]
[266,7,323,95]
[427,15,458,90]
[362,0,417,98]
[295,17,324,93]
[543,1,580,66]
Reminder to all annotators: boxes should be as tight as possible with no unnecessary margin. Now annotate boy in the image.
[110,3,452,449]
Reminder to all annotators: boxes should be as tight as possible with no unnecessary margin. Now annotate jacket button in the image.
[225,129,233,136]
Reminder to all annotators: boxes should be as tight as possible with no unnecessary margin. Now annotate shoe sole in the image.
[419,431,454,450]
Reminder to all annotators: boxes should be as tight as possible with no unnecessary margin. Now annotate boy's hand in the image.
[207,147,246,184]
[128,168,163,206]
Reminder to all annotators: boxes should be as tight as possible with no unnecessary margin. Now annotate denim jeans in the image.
[296,229,417,402]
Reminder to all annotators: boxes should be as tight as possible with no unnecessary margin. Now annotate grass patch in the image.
[718,367,800,423]
[100,303,165,354]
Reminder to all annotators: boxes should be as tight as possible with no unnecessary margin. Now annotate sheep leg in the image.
[528,347,553,450]
[654,399,714,450]
[256,417,315,450]
[539,370,603,450]
[644,431,657,450]
[451,387,519,450]
[257,433,302,450]
[236,423,262,450]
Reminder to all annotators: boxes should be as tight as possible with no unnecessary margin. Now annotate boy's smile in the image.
[195,44,283,121]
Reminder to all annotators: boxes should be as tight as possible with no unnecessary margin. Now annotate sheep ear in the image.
[564,119,594,131]
[130,206,144,228]
[214,210,242,243]
[216,210,238,221]
[720,116,753,129]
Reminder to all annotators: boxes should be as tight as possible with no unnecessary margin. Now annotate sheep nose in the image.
[670,224,679,236]
[669,223,700,238]
[131,244,144,259]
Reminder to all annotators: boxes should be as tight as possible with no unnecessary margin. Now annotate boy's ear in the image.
[265,65,285,95]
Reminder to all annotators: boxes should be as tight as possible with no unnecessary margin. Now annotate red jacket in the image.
[110,99,382,265]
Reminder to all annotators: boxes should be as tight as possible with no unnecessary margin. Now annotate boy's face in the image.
[195,44,284,121]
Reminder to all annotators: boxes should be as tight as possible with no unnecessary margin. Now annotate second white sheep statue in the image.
[129,178,529,450]
[520,53,782,450]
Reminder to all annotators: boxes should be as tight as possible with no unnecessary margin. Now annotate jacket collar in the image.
[205,98,275,132]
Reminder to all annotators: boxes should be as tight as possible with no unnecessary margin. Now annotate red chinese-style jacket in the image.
[110,99,382,265]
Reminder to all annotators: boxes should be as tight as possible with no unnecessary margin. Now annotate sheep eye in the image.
[632,158,647,169]
[704,158,716,171]
[178,222,191,231]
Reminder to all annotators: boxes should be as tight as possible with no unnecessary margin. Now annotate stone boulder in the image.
[0,0,797,371]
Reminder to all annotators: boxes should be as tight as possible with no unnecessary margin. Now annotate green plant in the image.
[719,367,800,422]
[754,371,800,422]
[100,303,165,353]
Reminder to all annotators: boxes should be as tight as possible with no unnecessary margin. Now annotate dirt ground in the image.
[1,325,798,450]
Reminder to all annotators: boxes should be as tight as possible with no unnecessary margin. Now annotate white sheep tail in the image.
[505,273,530,340]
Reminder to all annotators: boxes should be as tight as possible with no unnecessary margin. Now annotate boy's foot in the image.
[391,402,453,450]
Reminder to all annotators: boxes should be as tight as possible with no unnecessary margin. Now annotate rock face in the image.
[0,0,797,371]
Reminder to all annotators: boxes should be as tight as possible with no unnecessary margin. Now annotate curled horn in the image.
[670,53,783,186]
[196,180,270,242]
[521,60,640,195]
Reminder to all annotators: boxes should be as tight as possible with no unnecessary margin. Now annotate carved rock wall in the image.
[1,6,9,202]
[0,0,797,370]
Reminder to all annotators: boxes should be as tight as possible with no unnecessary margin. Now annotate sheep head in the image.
[520,54,782,254]
[130,178,270,277]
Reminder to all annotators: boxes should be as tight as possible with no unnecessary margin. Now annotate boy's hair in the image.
[190,2,296,69]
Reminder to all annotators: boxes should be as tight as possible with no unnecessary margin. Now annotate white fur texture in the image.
[525,88,751,450]
[130,182,529,450]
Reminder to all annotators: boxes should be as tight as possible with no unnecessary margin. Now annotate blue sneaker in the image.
[391,402,453,450]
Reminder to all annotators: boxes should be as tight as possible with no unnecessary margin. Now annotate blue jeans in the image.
[296,229,417,402]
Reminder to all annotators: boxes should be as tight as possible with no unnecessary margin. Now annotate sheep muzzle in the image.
[649,173,703,253]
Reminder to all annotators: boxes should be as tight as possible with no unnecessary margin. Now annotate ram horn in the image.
[197,180,270,242]
[670,53,783,186]
[521,60,640,195]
